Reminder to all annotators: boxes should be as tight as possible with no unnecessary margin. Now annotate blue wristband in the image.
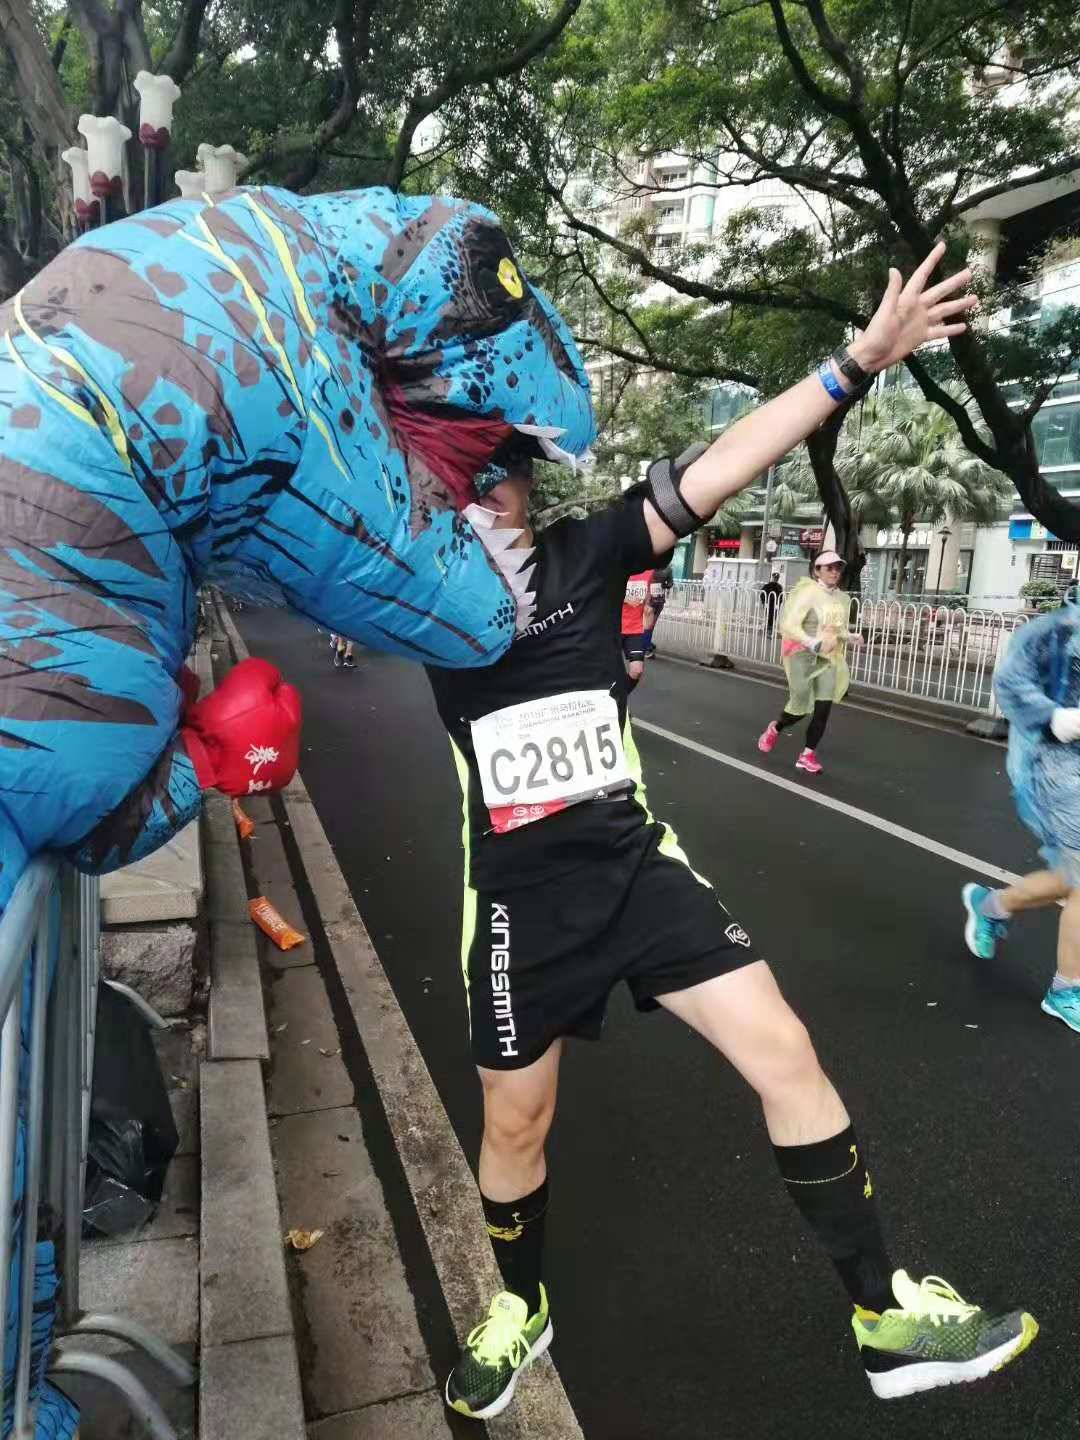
[816,358,849,403]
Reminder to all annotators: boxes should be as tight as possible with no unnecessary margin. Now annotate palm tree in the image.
[835,390,1012,595]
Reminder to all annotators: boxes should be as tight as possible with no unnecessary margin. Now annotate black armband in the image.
[644,441,709,539]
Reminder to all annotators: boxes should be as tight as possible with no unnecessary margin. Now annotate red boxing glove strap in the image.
[181,725,217,790]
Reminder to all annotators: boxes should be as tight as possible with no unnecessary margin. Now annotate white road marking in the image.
[634,718,1023,887]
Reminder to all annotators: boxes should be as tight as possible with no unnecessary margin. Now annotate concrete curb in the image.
[197,606,306,1440]
[218,605,585,1440]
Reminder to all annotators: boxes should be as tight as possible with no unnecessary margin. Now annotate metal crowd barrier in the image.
[0,857,195,1439]
[655,581,1030,714]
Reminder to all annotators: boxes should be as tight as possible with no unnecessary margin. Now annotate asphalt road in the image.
[239,607,1079,1440]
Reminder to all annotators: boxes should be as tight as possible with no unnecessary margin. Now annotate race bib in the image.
[471,690,631,834]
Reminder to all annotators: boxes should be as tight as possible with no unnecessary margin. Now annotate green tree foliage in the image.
[837,389,1012,586]
[0,0,582,295]
[541,0,1080,541]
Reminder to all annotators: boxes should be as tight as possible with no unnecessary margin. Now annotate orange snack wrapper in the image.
[232,799,256,840]
[249,896,305,951]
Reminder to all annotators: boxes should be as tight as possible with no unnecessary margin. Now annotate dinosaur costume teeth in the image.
[0,185,595,917]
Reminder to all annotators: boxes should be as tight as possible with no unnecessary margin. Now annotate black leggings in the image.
[776,700,832,750]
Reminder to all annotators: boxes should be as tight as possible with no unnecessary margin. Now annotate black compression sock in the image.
[482,1180,548,1316]
[774,1125,894,1313]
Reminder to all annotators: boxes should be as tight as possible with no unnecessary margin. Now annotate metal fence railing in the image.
[655,582,1030,714]
[0,858,195,1439]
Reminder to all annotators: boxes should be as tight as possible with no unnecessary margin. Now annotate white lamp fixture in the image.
[61,145,91,205]
[77,114,132,198]
[134,71,182,149]
[174,170,205,200]
[61,145,96,228]
[202,144,248,195]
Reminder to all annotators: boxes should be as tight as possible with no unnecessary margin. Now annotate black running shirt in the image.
[426,495,665,890]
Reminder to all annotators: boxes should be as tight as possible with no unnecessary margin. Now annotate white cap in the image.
[813,549,845,568]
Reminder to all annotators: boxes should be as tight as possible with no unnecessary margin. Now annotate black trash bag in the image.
[82,983,179,1237]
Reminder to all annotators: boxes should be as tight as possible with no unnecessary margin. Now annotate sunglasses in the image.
[815,562,844,572]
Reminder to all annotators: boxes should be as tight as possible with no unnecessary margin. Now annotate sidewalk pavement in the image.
[63,595,586,1439]
[213,601,584,1439]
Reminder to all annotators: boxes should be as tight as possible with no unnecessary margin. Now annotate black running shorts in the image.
[621,633,647,663]
[463,824,760,1070]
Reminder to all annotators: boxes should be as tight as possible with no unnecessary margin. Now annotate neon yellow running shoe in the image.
[853,1270,1038,1400]
[445,1286,552,1420]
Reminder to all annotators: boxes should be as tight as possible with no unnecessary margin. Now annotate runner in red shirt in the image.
[620,569,653,690]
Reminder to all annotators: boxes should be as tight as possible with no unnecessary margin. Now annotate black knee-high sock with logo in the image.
[482,1180,548,1317]
[773,1125,894,1313]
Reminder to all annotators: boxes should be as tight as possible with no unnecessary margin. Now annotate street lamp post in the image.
[759,463,776,577]
[77,115,131,226]
[202,145,248,195]
[61,146,94,233]
[174,170,205,199]
[935,525,952,594]
[134,72,182,209]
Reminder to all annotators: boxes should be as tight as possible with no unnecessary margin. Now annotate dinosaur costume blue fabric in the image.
[994,600,1080,869]
[0,185,595,912]
[0,185,593,1434]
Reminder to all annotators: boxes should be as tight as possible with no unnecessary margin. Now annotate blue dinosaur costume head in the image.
[995,602,1080,870]
[0,186,595,909]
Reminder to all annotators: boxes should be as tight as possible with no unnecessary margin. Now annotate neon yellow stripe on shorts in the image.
[449,739,477,1033]
[622,718,712,889]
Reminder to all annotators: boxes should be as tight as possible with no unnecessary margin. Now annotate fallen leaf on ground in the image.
[284,1228,324,1252]
[319,1047,341,1057]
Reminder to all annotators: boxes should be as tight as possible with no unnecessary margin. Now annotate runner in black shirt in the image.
[430,248,1037,1421]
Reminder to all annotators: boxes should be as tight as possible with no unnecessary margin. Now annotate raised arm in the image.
[644,244,976,555]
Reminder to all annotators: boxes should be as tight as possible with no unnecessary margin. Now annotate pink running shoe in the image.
[795,748,823,775]
[757,721,780,755]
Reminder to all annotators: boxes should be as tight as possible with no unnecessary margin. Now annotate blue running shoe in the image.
[1041,985,1080,1033]
[962,883,1009,960]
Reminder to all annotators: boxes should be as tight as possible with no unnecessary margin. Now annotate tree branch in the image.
[50,10,71,69]
[903,354,999,465]
[551,190,864,326]
[575,335,759,387]
[804,0,866,108]
[945,153,1080,224]
[243,0,374,184]
[0,0,75,153]
[766,0,855,120]
[384,0,581,190]
[158,0,210,82]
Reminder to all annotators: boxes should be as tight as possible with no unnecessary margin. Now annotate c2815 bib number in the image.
[470,690,629,833]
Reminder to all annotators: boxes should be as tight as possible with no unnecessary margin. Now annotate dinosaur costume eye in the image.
[429,220,528,343]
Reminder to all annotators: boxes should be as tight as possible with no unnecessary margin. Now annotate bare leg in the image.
[1057,889,1080,983]
[997,869,1070,916]
[658,961,848,1144]
[478,1040,562,1201]
[658,961,893,1311]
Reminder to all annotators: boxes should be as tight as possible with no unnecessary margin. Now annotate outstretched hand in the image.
[852,242,977,374]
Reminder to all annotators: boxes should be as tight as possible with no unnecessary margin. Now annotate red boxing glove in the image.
[182,657,302,797]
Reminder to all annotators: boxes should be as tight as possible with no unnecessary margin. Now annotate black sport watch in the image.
[831,346,874,392]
